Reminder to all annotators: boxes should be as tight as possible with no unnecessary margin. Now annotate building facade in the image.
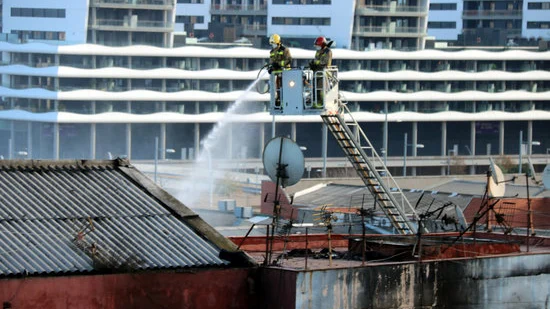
[0,0,549,176]
[428,0,550,44]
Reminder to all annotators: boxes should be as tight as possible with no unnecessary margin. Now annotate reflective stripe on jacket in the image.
[314,47,332,70]
[269,45,292,72]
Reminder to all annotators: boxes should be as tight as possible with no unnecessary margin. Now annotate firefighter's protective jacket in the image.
[269,45,292,73]
[313,47,332,71]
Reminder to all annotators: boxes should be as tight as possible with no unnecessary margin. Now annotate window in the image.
[177,0,204,3]
[32,8,44,17]
[527,21,550,28]
[176,15,205,23]
[428,21,456,29]
[527,2,550,9]
[272,0,331,4]
[430,3,457,10]
[10,30,66,41]
[272,17,330,25]
[11,7,66,18]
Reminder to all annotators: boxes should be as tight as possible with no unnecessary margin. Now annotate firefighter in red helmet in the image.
[311,36,332,71]
[309,36,333,108]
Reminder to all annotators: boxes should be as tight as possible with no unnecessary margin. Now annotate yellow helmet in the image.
[269,34,281,45]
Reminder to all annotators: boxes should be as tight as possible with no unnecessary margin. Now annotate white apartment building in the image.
[0,0,548,177]
[428,0,550,43]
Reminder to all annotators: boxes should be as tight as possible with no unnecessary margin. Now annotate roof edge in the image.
[0,158,128,169]
[118,164,257,266]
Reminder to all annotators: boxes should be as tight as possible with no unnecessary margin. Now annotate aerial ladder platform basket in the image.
[268,67,422,235]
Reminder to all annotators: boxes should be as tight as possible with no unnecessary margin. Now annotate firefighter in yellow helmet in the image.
[268,34,292,107]
[268,34,292,74]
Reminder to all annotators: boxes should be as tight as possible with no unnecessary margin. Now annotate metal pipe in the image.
[526,173,530,252]
[154,136,158,183]
[519,130,523,174]
[322,123,328,178]
[383,101,388,166]
[403,132,408,177]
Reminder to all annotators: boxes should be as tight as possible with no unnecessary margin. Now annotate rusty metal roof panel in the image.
[0,160,229,276]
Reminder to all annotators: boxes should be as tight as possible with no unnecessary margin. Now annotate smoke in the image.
[174,72,268,208]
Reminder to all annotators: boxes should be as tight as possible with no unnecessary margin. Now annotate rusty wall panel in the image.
[0,268,256,309]
[259,268,297,309]
[292,253,550,308]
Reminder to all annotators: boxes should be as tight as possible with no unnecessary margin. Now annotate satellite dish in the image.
[542,164,550,189]
[262,137,304,187]
[488,157,505,197]
[454,205,467,231]
[489,157,503,184]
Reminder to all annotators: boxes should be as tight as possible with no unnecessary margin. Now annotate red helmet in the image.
[314,36,327,47]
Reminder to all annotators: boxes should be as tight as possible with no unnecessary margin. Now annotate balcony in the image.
[462,10,522,19]
[242,24,267,36]
[210,4,267,15]
[356,4,428,17]
[353,26,426,37]
[89,19,173,32]
[90,0,174,10]
[462,28,522,37]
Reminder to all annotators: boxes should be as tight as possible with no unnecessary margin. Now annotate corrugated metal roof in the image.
[0,160,229,276]
[293,183,473,216]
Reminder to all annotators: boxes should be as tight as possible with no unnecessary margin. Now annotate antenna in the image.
[488,157,506,198]
[262,136,304,265]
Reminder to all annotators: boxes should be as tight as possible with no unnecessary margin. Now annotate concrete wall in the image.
[267,253,550,308]
[0,268,255,309]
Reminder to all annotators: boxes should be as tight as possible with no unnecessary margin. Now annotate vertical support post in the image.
[90,123,96,159]
[160,123,166,160]
[8,138,12,160]
[441,121,447,175]
[27,122,32,159]
[470,121,476,175]
[499,121,505,155]
[412,122,418,176]
[527,120,533,155]
[271,115,276,138]
[53,123,60,160]
[305,227,309,270]
[259,123,265,158]
[154,136,158,184]
[9,121,15,159]
[383,101,388,166]
[322,123,328,178]
[403,132,407,177]
[194,123,200,159]
[526,173,530,252]
[126,123,132,160]
[519,130,523,174]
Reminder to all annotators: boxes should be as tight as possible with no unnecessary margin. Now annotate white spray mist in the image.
[175,71,268,208]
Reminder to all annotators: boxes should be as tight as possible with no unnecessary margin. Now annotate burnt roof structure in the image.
[0,159,252,276]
